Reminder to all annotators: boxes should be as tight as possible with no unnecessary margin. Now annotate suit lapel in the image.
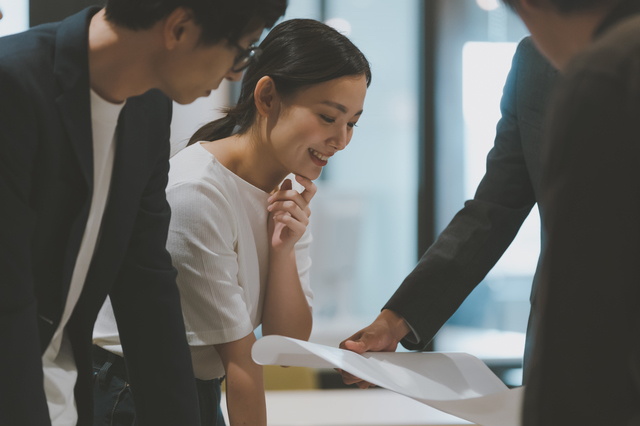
[51,7,101,307]
[53,7,100,189]
[95,95,149,263]
[111,97,149,210]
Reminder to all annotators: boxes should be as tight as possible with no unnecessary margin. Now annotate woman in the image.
[93,18,371,426]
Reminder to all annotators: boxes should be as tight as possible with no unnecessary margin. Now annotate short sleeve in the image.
[166,180,253,346]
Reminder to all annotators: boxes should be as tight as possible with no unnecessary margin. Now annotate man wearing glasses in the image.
[0,1,285,425]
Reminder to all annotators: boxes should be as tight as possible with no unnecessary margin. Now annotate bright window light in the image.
[476,0,501,11]
[462,41,540,278]
[0,0,29,37]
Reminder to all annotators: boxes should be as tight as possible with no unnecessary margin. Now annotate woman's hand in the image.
[267,175,316,253]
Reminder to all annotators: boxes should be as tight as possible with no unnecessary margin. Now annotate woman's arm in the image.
[261,176,315,340]
[215,333,266,426]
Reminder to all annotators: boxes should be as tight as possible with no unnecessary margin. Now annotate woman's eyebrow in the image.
[321,100,363,116]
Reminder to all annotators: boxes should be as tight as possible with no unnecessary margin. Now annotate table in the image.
[221,388,474,426]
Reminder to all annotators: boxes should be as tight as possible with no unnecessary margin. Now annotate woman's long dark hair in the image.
[188,18,372,146]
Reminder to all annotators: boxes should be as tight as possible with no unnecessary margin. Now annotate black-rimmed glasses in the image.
[231,42,262,73]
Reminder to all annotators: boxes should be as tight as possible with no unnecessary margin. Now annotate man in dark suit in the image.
[500,0,640,424]
[340,36,557,385]
[0,1,285,425]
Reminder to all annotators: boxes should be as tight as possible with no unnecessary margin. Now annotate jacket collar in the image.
[53,6,102,188]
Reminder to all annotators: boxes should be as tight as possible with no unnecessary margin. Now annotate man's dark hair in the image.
[105,0,287,44]
[502,0,619,13]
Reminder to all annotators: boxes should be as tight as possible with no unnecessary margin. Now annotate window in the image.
[274,0,422,346]
[0,0,29,37]
[433,0,532,387]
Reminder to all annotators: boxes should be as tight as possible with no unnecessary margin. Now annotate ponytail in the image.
[187,89,259,146]
[187,114,236,146]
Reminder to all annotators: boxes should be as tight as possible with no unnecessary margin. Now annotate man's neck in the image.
[88,9,161,104]
[539,10,609,71]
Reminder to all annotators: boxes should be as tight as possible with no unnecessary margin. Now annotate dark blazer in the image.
[0,8,199,426]
[384,37,557,376]
[523,1,640,424]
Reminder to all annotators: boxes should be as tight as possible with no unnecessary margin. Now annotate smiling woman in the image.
[172,18,370,425]
[93,17,371,426]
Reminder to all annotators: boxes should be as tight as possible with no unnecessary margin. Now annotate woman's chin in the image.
[290,167,321,181]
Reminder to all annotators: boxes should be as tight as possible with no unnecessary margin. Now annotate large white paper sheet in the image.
[252,336,523,426]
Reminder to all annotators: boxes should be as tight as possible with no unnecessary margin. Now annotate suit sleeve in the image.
[522,72,640,426]
[0,67,52,425]
[108,102,200,426]
[384,39,537,350]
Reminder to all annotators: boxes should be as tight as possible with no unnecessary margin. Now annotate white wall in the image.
[170,80,231,157]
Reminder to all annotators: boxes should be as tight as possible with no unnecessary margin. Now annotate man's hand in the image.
[338,309,411,389]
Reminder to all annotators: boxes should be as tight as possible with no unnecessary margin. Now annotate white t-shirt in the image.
[93,142,313,380]
[43,89,124,425]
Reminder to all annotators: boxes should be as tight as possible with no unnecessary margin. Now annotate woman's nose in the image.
[330,127,349,151]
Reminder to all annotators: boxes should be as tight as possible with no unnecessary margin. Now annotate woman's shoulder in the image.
[169,143,241,195]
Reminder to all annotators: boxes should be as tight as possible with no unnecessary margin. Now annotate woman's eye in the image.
[320,115,335,124]
[348,122,358,129]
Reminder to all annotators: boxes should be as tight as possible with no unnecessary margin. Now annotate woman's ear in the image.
[254,76,280,118]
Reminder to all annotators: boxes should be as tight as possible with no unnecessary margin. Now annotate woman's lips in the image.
[309,148,329,166]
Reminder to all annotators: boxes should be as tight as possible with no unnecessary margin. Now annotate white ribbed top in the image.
[93,142,313,380]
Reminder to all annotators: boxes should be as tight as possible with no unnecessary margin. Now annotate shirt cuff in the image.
[402,319,420,344]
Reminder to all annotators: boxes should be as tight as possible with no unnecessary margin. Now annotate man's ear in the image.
[163,7,197,50]
[254,76,280,118]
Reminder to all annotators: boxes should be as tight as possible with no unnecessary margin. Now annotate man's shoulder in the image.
[515,36,557,81]
[0,24,58,92]
[0,23,58,70]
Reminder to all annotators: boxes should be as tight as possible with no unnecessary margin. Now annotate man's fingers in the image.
[340,370,361,385]
[339,330,365,350]
[343,339,367,354]
[339,369,376,388]
[357,381,376,389]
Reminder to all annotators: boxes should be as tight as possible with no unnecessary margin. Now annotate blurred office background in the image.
[1,0,534,388]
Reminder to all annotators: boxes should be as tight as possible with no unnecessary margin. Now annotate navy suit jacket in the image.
[385,37,557,378]
[0,8,199,425]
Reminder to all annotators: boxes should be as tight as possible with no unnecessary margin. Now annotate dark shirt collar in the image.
[594,0,640,38]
